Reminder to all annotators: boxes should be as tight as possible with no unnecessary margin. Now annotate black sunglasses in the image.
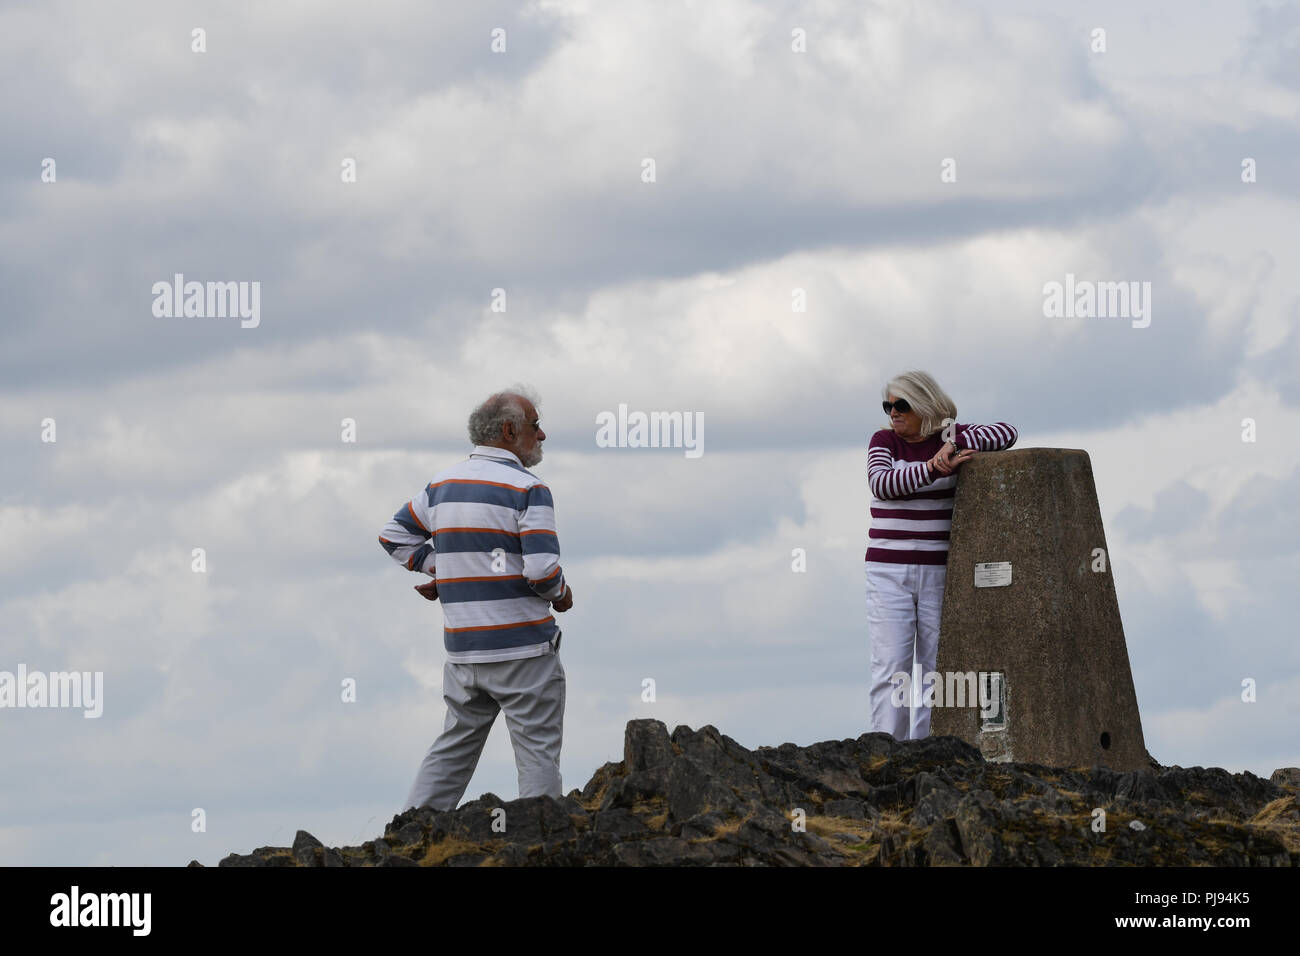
[882,399,912,414]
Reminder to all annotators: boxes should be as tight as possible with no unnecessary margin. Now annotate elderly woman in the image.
[866,370,1017,740]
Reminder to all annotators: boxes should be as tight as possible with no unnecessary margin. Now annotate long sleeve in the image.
[956,422,1018,451]
[517,483,566,602]
[378,489,436,575]
[868,445,935,500]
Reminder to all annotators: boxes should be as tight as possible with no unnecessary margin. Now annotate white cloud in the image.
[2,0,1297,866]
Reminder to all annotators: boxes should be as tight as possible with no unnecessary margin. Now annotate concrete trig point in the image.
[930,448,1149,771]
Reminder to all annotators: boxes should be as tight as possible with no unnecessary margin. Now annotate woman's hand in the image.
[930,442,975,475]
[949,447,977,468]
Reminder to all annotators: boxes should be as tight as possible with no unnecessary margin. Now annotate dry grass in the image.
[418,838,498,866]
[708,817,746,840]
[803,813,893,865]
[806,814,878,841]
[1245,798,1300,853]
[1250,797,1300,826]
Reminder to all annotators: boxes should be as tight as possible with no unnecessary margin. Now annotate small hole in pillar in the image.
[1100,732,1112,750]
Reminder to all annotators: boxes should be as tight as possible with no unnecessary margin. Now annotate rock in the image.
[292,829,323,851]
[1034,838,1064,866]
[865,783,903,809]
[666,756,744,821]
[612,837,715,866]
[953,790,1005,866]
[600,767,670,811]
[913,787,962,827]
[678,810,728,840]
[823,798,867,820]
[390,822,424,846]
[581,761,623,803]
[593,808,649,836]
[489,795,582,844]
[1115,771,1170,805]
[201,720,1300,867]
[624,719,676,771]
[1271,768,1300,790]
[921,820,965,865]
[291,830,324,866]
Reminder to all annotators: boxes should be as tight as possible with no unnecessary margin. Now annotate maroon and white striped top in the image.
[866,422,1018,565]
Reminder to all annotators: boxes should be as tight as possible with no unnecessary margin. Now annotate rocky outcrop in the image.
[204,720,1300,867]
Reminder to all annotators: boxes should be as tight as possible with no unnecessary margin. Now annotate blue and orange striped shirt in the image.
[379,446,567,663]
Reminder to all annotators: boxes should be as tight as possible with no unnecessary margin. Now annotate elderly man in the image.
[379,386,573,811]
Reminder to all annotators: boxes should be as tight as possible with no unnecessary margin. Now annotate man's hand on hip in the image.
[414,580,439,601]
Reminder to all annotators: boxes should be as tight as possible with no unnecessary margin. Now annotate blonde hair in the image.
[882,370,957,439]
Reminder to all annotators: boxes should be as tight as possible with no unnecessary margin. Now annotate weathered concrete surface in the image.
[931,448,1149,771]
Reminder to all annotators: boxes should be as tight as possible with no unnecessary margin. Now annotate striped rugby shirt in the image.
[379,445,567,663]
[866,422,1018,565]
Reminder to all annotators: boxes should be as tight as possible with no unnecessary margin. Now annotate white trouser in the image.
[866,561,947,740]
[404,642,566,812]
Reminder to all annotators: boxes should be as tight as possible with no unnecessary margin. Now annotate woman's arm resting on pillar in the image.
[956,422,1018,451]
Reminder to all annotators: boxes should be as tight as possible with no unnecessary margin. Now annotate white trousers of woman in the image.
[866,561,947,740]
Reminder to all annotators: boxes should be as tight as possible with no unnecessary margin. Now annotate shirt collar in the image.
[469,445,524,466]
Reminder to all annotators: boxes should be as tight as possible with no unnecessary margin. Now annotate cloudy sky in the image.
[2,0,1297,866]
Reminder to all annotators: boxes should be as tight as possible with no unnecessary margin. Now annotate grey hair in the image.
[467,384,541,446]
[882,370,957,439]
